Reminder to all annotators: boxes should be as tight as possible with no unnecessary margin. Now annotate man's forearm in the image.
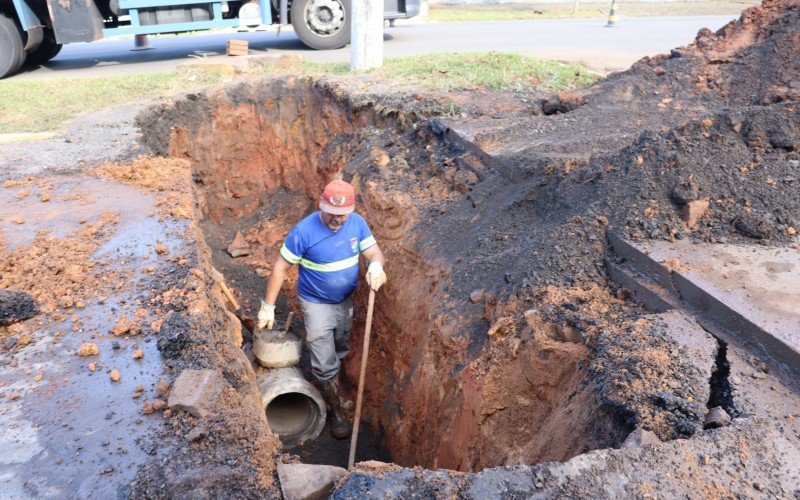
[264,258,288,305]
[363,244,386,266]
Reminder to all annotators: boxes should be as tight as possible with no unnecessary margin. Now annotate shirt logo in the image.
[329,195,347,207]
[350,238,358,253]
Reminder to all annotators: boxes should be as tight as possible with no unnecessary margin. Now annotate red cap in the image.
[319,180,355,215]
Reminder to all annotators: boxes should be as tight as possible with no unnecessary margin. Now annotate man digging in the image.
[258,180,387,439]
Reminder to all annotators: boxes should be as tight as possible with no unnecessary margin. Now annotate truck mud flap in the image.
[47,0,104,43]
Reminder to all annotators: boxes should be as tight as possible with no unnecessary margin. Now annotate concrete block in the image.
[609,235,800,379]
[277,463,347,500]
[168,369,223,418]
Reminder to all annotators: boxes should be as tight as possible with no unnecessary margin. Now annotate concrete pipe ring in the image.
[258,367,327,447]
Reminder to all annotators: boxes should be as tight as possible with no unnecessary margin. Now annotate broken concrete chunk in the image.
[277,463,347,500]
[704,406,731,429]
[227,231,251,258]
[0,290,39,327]
[681,199,709,229]
[168,369,223,418]
[621,428,662,451]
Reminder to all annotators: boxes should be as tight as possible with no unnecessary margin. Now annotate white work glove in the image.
[365,261,387,291]
[258,300,275,329]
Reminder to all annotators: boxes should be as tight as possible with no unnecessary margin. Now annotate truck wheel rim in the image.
[304,0,345,36]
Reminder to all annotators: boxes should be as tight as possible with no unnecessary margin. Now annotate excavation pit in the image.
[147,76,634,470]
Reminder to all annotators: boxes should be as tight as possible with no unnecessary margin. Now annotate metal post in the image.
[606,0,619,27]
[350,0,383,71]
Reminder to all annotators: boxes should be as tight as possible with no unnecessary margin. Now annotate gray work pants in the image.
[299,296,353,382]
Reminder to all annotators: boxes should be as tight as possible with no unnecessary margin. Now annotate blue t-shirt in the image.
[280,212,377,304]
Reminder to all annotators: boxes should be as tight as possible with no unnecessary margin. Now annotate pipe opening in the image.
[266,392,318,441]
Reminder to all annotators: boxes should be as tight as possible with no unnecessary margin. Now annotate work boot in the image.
[319,379,351,439]
[334,373,355,412]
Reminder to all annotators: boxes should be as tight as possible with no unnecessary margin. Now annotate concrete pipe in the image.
[258,366,326,446]
[253,329,302,368]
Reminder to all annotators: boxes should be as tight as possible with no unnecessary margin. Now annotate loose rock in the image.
[277,463,348,500]
[681,199,709,229]
[704,407,731,429]
[227,231,251,257]
[0,290,39,327]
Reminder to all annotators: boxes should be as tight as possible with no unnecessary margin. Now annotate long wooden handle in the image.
[348,288,376,469]
[211,267,241,311]
[218,281,240,311]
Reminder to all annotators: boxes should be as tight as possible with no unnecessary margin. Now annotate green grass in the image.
[306,52,600,91]
[0,71,227,134]
[428,1,757,22]
[0,52,597,134]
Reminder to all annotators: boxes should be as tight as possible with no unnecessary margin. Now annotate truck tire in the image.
[0,14,26,78]
[26,29,62,66]
[290,0,350,50]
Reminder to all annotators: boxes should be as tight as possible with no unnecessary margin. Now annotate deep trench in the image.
[168,78,627,471]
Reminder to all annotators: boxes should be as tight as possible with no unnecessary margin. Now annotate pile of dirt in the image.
[0,211,122,338]
[94,155,193,221]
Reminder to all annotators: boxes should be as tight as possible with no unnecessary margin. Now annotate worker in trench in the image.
[258,180,387,439]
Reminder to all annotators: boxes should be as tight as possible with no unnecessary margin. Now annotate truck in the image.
[0,0,420,78]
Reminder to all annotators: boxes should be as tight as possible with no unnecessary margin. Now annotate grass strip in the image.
[0,52,598,134]
[305,52,600,91]
[0,72,226,134]
[428,1,757,22]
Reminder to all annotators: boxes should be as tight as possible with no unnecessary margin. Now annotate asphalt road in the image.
[8,15,739,81]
